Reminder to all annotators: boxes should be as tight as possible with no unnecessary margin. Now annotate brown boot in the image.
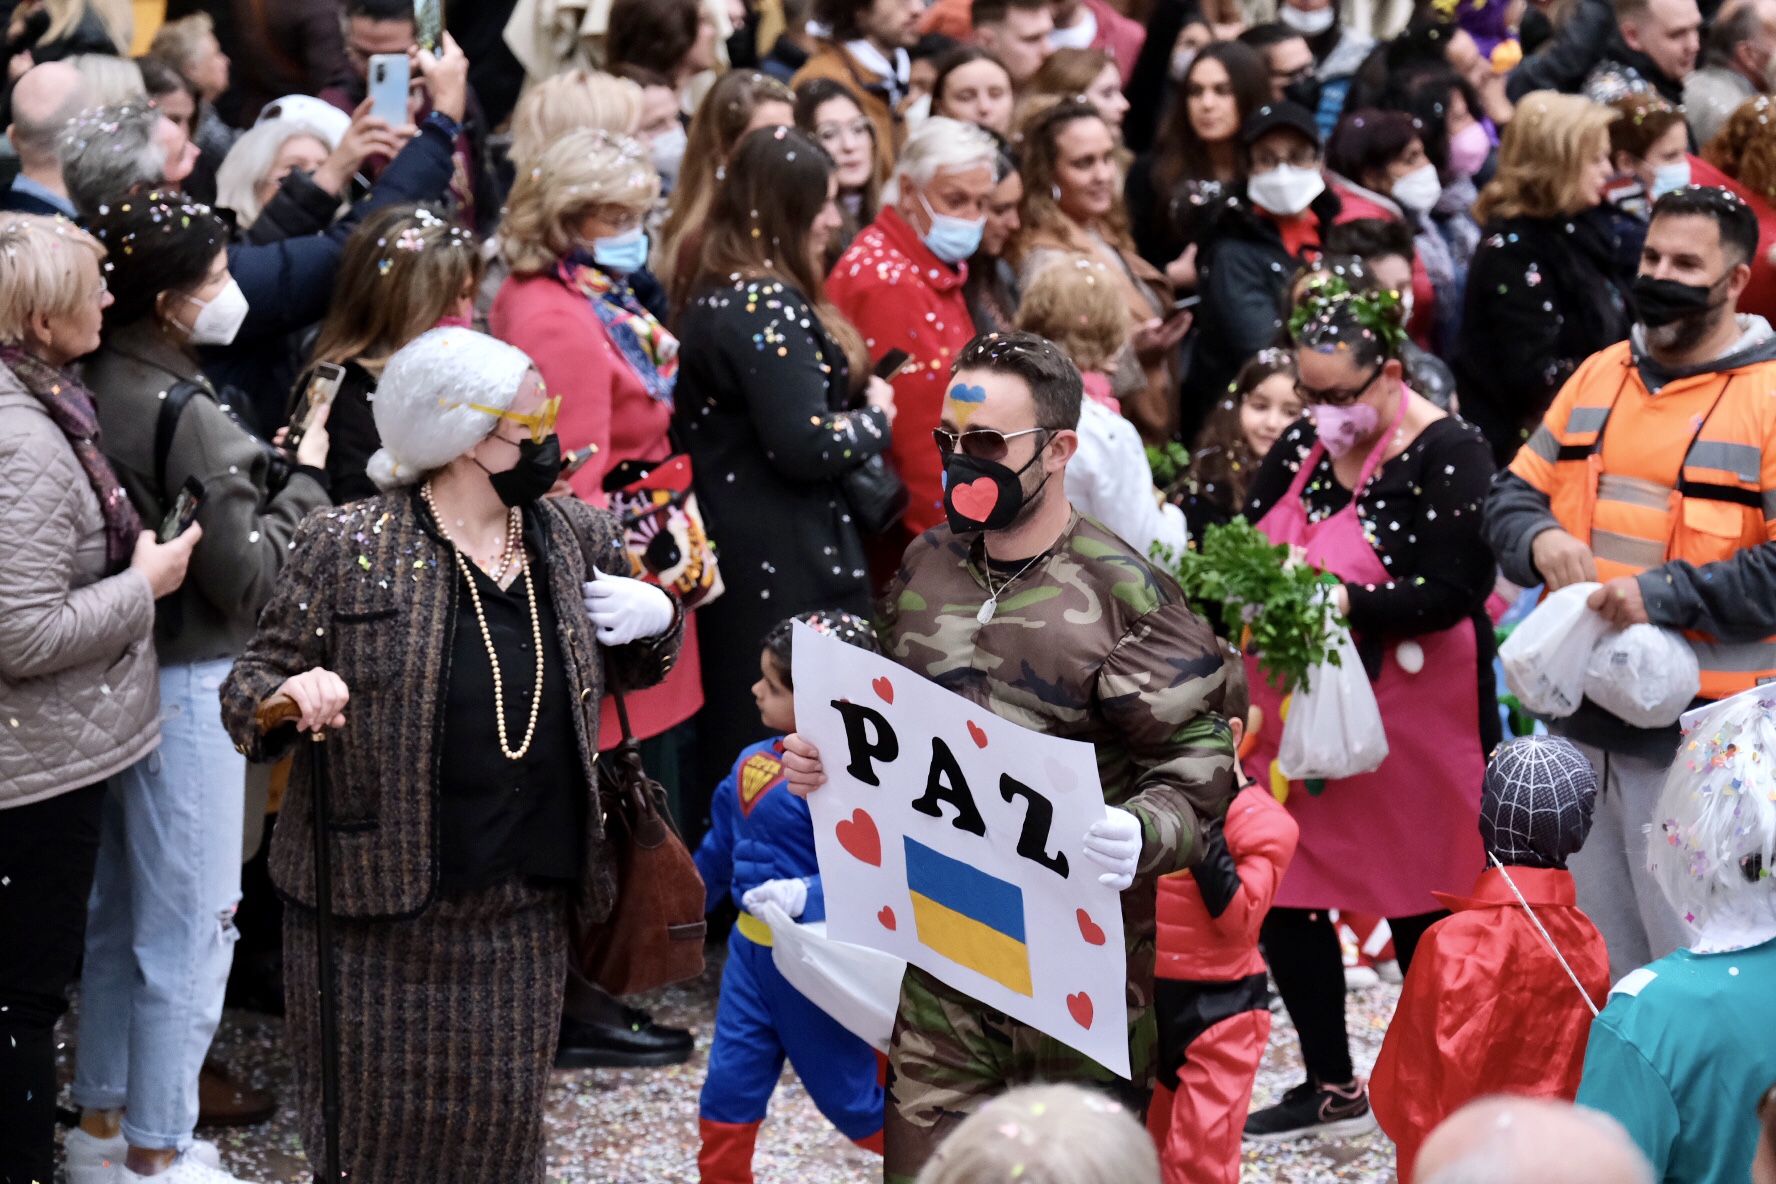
[197,1057,276,1127]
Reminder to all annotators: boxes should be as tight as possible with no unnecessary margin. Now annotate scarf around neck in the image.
[2,345,142,569]
[558,251,679,406]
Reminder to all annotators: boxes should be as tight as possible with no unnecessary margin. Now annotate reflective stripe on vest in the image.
[1523,355,1776,700]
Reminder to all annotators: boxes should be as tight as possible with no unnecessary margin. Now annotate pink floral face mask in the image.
[1306,399,1381,458]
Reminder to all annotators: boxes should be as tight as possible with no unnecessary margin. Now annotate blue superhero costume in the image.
[692,737,885,1182]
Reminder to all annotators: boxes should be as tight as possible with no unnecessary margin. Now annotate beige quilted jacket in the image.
[0,369,160,809]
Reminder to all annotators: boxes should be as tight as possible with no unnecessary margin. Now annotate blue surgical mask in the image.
[1650,159,1691,202]
[915,190,986,264]
[592,225,649,274]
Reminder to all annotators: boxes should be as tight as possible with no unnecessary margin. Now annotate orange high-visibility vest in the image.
[1510,340,1776,701]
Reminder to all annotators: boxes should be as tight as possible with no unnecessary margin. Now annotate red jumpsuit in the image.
[1146,785,1298,1184]
[1369,866,1610,1182]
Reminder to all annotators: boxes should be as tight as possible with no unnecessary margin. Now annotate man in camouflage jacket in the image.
[784,332,1240,1181]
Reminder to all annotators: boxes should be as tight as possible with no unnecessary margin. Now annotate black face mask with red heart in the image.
[941,440,1051,534]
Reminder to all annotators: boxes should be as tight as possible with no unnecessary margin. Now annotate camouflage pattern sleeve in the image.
[1095,600,1239,876]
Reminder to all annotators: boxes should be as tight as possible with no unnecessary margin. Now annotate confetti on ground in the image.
[52,951,1402,1182]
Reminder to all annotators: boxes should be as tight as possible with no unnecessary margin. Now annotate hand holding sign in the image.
[790,621,1131,1077]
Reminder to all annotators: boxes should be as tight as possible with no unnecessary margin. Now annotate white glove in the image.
[582,570,674,646]
[1083,806,1143,891]
[742,877,809,919]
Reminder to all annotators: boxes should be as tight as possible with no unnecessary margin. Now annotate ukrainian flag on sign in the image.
[904,836,1033,997]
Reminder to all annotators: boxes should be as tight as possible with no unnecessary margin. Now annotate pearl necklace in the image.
[422,482,545,761]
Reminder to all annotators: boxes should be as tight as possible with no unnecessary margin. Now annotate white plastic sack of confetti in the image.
[759,901,904,1054]
[1500,583,1610,718]
[1277,617,1388,781]
[1583,624,1700,728]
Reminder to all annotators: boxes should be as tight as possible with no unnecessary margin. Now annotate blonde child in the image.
[916,1083,1161,1184]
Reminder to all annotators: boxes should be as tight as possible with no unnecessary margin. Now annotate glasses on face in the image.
[1295,362,1382,407]
[815,118,874,148]
[932,425,1049,462]
[459,395,562,443]
[1252,146,1321,171]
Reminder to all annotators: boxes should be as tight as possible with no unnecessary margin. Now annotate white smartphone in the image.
[367,53,410,127]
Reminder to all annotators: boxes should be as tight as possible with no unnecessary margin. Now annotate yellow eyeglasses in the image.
[457,395,562,444]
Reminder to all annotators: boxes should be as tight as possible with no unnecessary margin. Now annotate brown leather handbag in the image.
[578,687,707,995]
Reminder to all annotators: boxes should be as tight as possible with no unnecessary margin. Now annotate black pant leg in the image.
[1259,907,1353,1085]
[0,783,106,1184]
[1387,910,1448,974]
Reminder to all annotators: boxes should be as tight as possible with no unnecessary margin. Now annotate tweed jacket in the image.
[220,488,682,922]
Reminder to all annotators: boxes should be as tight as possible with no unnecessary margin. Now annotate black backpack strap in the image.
[154,380,207,496]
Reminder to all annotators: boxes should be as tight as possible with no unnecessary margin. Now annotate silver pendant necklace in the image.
[977,551,1046,625]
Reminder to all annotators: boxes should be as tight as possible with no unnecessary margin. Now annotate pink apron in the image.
[1243,396,1485,917]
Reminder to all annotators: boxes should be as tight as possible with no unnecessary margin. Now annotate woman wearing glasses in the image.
[675,125,895,806]
[219,327,681,1181]
[794,79,881,267]
[1236,279,1497,1143]
[490,127,706,831]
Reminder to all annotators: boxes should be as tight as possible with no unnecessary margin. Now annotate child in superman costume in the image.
[1370,736,1611,1182]
[691,611,886,1182]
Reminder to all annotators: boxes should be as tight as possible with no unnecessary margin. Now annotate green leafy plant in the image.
[1145,440,1191,490]
[1152,517,1341,693]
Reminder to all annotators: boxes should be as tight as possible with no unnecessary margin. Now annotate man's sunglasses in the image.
[1295,362,1383,408]
[933,426,1050,462]
[455,395,562,443]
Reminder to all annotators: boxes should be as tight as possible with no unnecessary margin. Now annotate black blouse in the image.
[434,507,584,893]
[1243,414,1504,749]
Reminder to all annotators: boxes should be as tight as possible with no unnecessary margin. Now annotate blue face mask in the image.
[592,225,649,274]
[916,189,986,264]
[1650,159,1691,202]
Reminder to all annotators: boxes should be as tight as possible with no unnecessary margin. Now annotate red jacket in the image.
[489,270,703,741]
[1369,866,1610,1183]
[1077,0,1147,83]
[827,207,979,536]
[1154,785,1298,982]
[1688,155,1776,324]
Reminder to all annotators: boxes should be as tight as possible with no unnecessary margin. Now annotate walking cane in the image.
[255,693,345,1184]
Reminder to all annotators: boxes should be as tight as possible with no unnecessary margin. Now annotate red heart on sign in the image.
[836,808,882,867]
[1067,991,1094,1029]
[878,905,897,931]
[871,676,894,705]
[950,477,999,521]
[967,720,988,748]
[1076,908,1105,946]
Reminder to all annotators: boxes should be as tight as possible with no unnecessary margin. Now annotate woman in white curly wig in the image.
[219,327,684,1182]
[1577,686,1776,1184]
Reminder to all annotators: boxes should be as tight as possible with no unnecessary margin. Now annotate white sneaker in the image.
[1374,958,1403,984]
[117,1151,253,1184]
[1343,963,1381,990]
[71,1136,227,1184]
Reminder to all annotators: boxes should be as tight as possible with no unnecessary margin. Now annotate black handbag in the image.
[839,452,909,536]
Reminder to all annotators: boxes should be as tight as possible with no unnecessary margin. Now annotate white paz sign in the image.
[791,621,1131,1077]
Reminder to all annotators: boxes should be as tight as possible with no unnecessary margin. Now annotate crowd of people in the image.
[4,0,1776,1181]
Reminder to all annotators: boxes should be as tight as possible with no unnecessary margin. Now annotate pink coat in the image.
[490,271,702,740]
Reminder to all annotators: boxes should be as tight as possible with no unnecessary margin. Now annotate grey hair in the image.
[1421,1103,1656,1184]
[883,116,998,204]
[68,53,145,107]
[215,119,335,229]
[58,103,166,218]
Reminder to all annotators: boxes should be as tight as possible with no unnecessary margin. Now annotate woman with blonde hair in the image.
[1026,48,1130,134]
[1015,98,1184,443]
[305,204,485,503]
[1452,91,1632,464]
[655,70,794,313]
[0,212,197,1184]
[490,126,706,817]
[507,68,643,171]
[1696,94,1776,322]
[6,0,130,67]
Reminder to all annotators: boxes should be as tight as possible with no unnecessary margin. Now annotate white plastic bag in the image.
[1499,582,1610,718]
[1277,618,1389,781]
[759,902,905,1053]
[1583,624,1700,728]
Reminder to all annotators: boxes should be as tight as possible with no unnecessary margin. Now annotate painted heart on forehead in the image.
[947,381,988,427]
[950,477,999,522]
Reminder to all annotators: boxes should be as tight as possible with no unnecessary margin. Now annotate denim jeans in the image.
[71,659,245,1150]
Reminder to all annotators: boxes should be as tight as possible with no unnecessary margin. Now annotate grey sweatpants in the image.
[1568,740,1692,980]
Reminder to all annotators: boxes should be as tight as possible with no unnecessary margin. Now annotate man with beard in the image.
[1485,185,1776,979]
[780,331,1240,1183]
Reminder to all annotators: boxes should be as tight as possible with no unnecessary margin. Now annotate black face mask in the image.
[1633,273,1722,329]
[481,435,562,507]
[1283,75,1323,115]
[941,438,1050,534]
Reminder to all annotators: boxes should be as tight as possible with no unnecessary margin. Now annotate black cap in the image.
[1240,101,1322,149]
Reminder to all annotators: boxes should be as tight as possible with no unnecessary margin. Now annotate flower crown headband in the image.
[1287,272,1407,355]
